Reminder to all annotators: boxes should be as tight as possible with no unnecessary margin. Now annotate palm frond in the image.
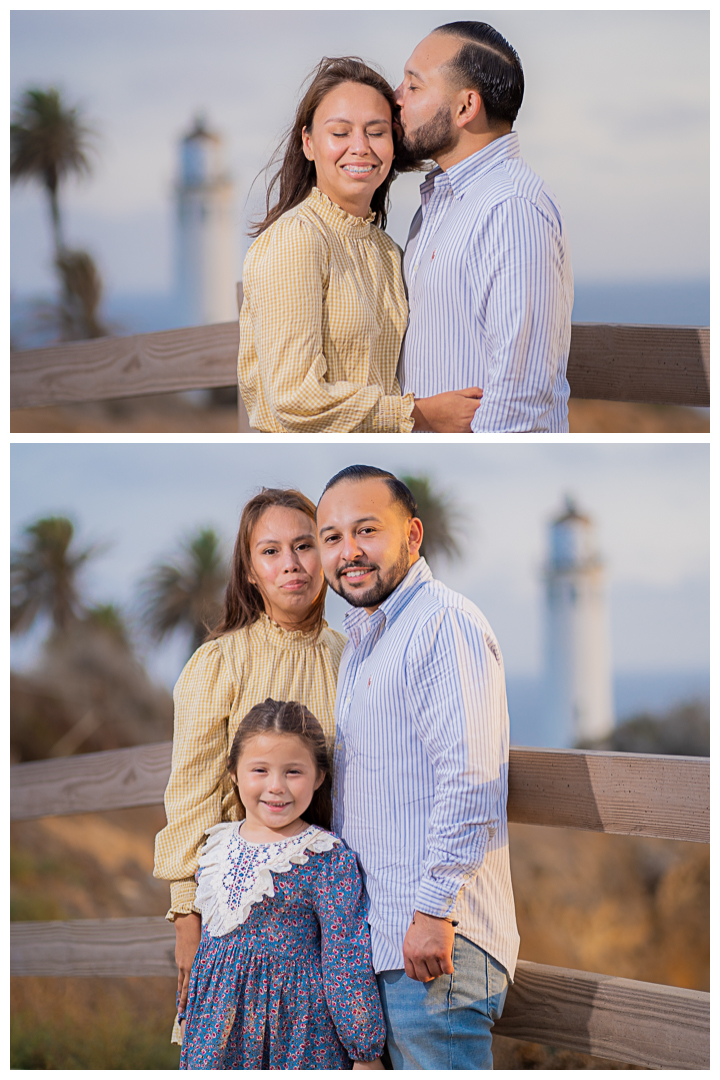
[400,475,466,563]
[139,529,229,654]
[10,516,101,634]
[10,87,95,190]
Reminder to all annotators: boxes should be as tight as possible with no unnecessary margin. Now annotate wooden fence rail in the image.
[10,745,710,1069]
[9,920,709,1071]
[11,321,711,415]
[11,741,710,842]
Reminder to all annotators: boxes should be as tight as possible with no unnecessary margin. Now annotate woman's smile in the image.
[302,81,394,219]
[280,576,310,590]
[249,506,324,629]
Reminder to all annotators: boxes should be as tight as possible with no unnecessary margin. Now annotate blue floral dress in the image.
[178,822,385,1070]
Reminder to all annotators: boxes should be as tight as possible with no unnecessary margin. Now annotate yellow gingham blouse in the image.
[153,613,346,917]
[237,187,415,433]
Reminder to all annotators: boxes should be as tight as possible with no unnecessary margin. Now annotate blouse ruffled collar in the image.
[306,186,375,238]
[195,822,340,937]
[248,611,329,654]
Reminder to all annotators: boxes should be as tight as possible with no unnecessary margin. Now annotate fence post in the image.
[236,282,251,432]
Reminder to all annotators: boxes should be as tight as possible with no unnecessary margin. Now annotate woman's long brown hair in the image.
[251,56,411,236]
[207,488,327,639]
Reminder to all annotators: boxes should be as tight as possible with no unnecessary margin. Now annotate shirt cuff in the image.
[165,879,200,921]
[368,392,415,433]
[414,874,464,920]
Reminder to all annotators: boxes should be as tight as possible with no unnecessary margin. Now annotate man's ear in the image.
[408,516,423,555]
[456,89,483,129]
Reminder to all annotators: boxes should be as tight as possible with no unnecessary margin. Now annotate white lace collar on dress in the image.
[195,822,340,938]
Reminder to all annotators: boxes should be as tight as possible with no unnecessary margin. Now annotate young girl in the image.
[178,698,385,1070]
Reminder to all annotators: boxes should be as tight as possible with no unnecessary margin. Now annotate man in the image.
[316,465,519,1070]
[396,22,573,432]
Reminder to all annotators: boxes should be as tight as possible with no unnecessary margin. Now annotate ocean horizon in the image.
[506,667,710,749]
[10,278,710,351]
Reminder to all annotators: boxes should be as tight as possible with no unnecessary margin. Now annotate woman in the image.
[237,57,481,433]
[153,488,346,1034]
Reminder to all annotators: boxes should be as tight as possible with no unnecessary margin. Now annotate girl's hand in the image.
[174,912,202,1011]
[352,1059,385,1069]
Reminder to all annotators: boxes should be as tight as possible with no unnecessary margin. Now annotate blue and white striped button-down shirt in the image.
[332,558,520,979]
[399,132,573,432]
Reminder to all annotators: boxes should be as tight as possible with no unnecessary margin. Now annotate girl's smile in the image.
[233,732,325,843]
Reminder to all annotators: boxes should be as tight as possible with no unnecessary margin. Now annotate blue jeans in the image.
[376,935,509,1070]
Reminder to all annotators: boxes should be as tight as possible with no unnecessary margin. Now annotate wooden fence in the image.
[11,743,709,1069]
[10,302,710,431]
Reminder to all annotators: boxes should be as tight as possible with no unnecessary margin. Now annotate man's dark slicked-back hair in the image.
[435,21,524,126]
[320,465,418,519]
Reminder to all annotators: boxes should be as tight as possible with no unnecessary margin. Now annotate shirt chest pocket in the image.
[343,651,418,760]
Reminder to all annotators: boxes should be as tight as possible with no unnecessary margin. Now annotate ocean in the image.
[10,279,710,351]
[506,668,710,749]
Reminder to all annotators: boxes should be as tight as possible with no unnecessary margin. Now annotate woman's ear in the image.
[301,126,314,162]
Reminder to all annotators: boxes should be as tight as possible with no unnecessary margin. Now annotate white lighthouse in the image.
[542,497,615,748]
[175,116,236,327]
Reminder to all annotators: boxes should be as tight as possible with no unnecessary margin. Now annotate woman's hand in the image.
[175,912,202,1012]
[411,388,483,433]
[352,1058,385,1069]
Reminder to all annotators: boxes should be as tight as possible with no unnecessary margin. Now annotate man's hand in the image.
[402,911,455,982]
[412,388,482,433]
[175,911,202,1011]
[352,1058,385,1069]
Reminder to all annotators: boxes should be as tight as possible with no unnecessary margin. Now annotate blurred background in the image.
[10,9,710,434]
[10,442,710,749]
[11,442,709,1067]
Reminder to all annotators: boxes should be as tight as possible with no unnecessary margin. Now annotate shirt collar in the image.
[420,131,520,205]
[343,557,433,647]
[306,186,375,238]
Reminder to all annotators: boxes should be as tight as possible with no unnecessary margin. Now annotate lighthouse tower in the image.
[543,497,615,747]
[175,117,236,327]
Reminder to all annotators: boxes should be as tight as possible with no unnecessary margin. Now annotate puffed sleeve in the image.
[153,640,236,917]
[239,215,414,434]
[311,843,386,1062]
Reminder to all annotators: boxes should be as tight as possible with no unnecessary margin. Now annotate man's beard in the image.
[400,104,455,166]
[328,545,411,609]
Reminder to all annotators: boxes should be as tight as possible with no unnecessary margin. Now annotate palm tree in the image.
[11,87,94,259]
[11,516,99,634]
[11,87,108,340]
[140,529,229,655]
[401,475,466,563]
[85,602,131,648]
[55,248,107,339]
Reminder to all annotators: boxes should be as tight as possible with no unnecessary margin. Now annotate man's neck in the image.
[434,127,510,172]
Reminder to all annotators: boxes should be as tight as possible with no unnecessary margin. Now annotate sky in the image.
[10,442,709,692]
[10,8,710,300]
